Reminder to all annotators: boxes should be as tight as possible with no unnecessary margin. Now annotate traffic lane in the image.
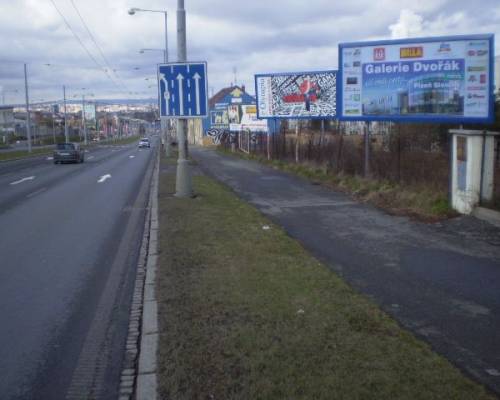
[0,144,155,399]
[0,142,137,177]
[0,144,144,213]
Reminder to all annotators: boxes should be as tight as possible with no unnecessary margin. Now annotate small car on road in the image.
[53,142,85,164]
[138,138,151,148]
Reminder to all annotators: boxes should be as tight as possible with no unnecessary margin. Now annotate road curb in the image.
[117,149,160,400]
[473,206,500,228]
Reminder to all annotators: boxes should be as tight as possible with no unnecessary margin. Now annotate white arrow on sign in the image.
[10,176,35,185]
[160,73,170,116]
[176,73,185,115]
[193,72,202,115]
[97,174,111,183]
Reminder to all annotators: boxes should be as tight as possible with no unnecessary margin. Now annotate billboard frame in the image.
[338,33,495,124]
[254,69,337,120]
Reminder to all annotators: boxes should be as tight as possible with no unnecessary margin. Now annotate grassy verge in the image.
[0,147,53,162]
[218,148,456,221]
[0,136,140,162]
[157,158,493,400]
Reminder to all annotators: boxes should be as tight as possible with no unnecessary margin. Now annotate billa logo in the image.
[400,46,423,58]
[373,47,385,61]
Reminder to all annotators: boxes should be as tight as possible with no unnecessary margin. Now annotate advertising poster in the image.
[255,71,337,119]
[210,102,229,128]
[84,103,96,121]
[230,105,268,132]
[339,34,494,122]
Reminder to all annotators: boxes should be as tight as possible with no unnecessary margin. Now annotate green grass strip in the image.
[0,148,53,162]
[157,159,493,400]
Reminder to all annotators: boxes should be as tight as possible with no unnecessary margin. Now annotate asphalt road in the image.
[0,139,157,399]
[192,147,500,396]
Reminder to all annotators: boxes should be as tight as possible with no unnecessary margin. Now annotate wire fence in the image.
[221,123,454,191]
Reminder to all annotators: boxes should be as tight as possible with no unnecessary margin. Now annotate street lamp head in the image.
[128,8,138,15]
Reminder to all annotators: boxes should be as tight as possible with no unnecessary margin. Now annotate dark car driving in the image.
[53,143,85,164]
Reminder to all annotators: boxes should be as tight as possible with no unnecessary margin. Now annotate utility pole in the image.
[24,63,32,153]
[63,85,69,142]
[175,0,192,197]
[82,94,88,145]
[52,107,56,144]
[163,11,172,158]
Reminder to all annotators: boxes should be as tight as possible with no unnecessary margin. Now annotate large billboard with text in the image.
[255,71,337,119]
[339,34,494,123]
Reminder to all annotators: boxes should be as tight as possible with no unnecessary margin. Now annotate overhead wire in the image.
[48,0,129,97]
[68,0,132,94]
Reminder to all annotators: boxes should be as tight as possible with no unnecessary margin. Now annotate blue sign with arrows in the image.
[158,62,208,118]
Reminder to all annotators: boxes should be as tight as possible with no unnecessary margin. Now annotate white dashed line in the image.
[97,174,112,183]
[10,176,36,185]
[26,187,47,198]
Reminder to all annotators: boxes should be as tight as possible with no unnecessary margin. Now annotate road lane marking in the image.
[46,156,53,160]
[10,176,35,185]
[97,174,112,183]
[88,156,95,160]
[26,187,47,198]
[129,155,135,159]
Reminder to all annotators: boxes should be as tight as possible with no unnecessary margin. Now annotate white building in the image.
[0,106,14,128]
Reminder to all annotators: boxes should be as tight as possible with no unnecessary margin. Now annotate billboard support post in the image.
[320,120,325,147]
[267,129,270,160]
[295,121,300,163]
[364,121,371,177]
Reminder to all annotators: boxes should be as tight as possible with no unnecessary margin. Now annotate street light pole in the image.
[63,85,69,142]
[128,6,171,158]
[82,94,88,145]
[175,0,192,197]
[24,63,32,153]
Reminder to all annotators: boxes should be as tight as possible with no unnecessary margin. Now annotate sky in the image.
[0,0,499,105]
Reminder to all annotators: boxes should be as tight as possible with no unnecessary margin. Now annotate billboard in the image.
[339,34,494,123]
[83,103,96,121]
[255,70,337,119]
[230,105,268,132]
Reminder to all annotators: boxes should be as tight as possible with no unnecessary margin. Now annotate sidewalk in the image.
[190,146,500,395]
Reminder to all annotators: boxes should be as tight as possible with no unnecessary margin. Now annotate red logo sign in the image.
[373,47,385,61]
[400,46,423,58]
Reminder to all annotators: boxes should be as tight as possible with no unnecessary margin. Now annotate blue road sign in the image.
[158,62,208,118]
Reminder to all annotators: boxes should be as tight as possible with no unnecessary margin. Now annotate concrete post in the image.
[63,85,69,142]
[82,95,88,145]
[175,0,193,197]
[24,63,32,153]
[163,11,172,158]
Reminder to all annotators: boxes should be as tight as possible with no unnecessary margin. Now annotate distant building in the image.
[202,85,256,133]
[0,106,15,133]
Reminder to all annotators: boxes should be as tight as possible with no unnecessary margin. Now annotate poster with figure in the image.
[339,34,494,123]
[255,71,337,119]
